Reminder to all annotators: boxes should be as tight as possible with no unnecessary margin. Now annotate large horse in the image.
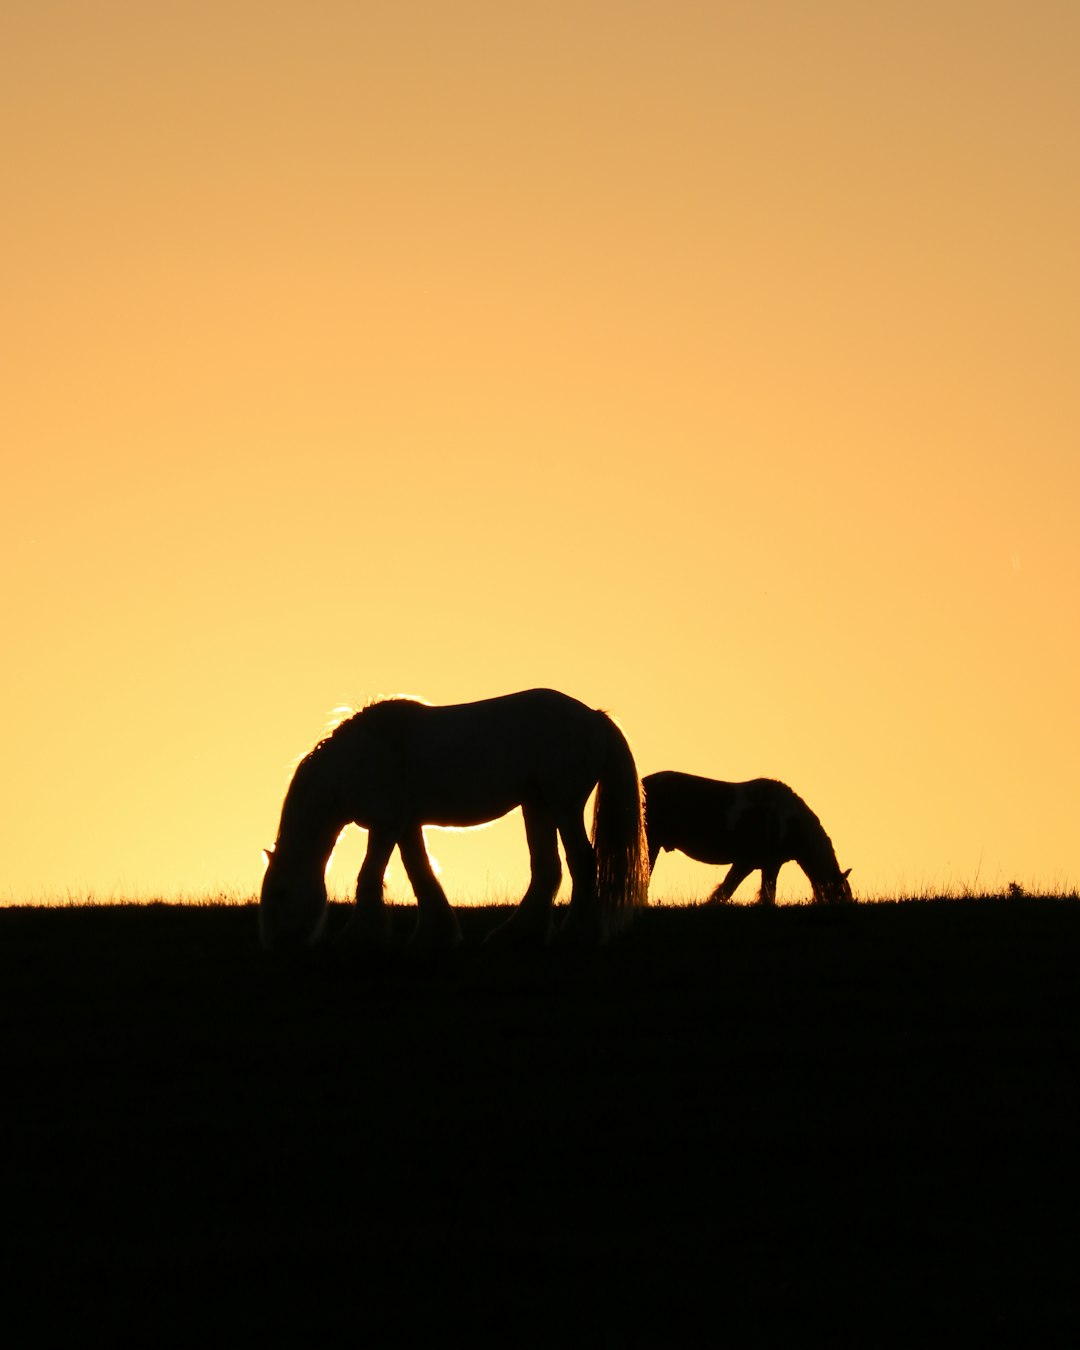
[260,689,650,950]
[643,771,853,906]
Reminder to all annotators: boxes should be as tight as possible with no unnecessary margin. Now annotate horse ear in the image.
[841,868,851,879]
[263,847,274,865]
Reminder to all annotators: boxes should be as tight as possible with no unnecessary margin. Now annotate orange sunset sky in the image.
[2,1,1077,904]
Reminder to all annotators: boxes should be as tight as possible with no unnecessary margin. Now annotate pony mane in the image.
[343,695,428,737]
[277,701,405,825]
[796,803,843,875]
[301,695,427,762]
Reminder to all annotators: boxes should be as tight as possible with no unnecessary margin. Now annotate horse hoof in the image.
[484,915,554,949]
[409,921,463,954]
[554,915,607,948]
[335,915,391,951]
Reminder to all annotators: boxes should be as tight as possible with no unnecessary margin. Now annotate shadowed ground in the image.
[3,899,1079,1345]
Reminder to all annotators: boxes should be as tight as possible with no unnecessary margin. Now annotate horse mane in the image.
[301,696,426,761]
[791,795,843,877]
[278,698,422,834]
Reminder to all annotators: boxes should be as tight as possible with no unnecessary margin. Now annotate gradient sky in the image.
[3,1,1077,904]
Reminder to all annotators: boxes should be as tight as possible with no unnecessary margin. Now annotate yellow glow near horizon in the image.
[1,1,1077,905]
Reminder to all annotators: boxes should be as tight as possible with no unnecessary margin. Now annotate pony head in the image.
[259,848,329,950]
[815,867,854,906]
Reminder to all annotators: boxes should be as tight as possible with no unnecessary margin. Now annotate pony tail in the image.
[591,714,650,933]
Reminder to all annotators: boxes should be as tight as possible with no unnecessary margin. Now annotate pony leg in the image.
[398,826,462,950]
[707,862,753,905]
[341,829,396,946]
[485,807,561,946]
[759,863,780,908]
[557,808,602,942]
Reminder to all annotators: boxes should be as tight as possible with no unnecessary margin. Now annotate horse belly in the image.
[676,841,737,866]
[401,744,537,829]
[666,807,783,867]
[414,785,526,829]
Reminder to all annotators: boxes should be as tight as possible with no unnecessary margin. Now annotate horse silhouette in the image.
[260,689,649,951]
[643,771,853,906]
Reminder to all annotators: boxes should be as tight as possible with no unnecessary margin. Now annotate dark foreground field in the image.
[3,899,1079,1346]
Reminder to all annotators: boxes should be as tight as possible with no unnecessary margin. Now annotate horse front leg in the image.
[486,806,561,947]
[398,826,462,951]
[707,862,753,905]
[341,828,397,947]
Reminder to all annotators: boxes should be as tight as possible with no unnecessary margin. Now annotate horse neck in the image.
[276,745,351,872]
[796,815,842,889]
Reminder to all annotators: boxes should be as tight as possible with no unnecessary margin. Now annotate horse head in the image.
[817,866,854,906]
[259,848,329,950]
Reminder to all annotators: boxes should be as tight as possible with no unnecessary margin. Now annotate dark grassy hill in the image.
[3,899,1078,1345]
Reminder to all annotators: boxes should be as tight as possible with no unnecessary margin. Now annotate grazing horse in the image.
[643,771,853,906]
[260,689,650,950]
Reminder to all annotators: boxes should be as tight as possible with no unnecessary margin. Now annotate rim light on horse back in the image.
[643,771,853,906]
[260,689,649,950]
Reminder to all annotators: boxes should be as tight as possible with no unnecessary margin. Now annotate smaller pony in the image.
[643,771,853,906]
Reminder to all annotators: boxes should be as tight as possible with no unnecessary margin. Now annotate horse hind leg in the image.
[486,806,561,947]
[707,862,753,906]
[556,807,604,944]
[399,826,462,951]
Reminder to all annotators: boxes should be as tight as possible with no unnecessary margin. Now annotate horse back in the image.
[643,771,808,866]
[358,689,611,827]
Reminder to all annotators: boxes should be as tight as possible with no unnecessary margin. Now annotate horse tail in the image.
[591,713,650,933]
